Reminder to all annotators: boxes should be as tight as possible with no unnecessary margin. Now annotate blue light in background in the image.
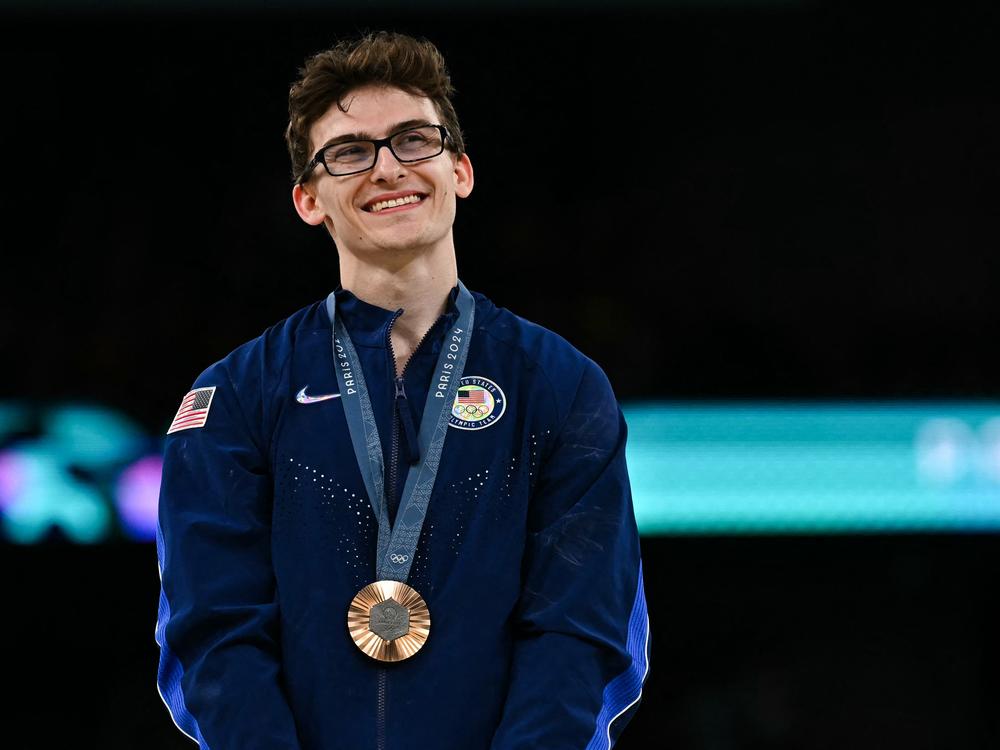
[0,403,31,437]
[0,401,155,543]
[3,400,1000,543]
[623,402,1000,534]
[0,446,111,543]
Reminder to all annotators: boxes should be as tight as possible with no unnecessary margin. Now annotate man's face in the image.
[292,85,474,260]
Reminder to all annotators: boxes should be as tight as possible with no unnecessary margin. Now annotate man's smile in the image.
[362,191,428,214]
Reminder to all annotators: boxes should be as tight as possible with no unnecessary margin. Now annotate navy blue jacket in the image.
[155,284,649,750]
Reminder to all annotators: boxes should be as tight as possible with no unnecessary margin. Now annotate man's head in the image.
[287,32,473,261]
[286,31,466,182]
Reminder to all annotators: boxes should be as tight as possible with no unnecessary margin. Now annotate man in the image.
[155,30,649,750]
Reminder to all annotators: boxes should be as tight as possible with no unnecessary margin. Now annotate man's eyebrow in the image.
[318,119,432,150]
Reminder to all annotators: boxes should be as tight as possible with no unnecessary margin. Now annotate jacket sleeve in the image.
[154,360,302,750]
[490,358,650,750]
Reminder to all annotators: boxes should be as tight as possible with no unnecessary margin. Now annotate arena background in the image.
[1,1,998,747]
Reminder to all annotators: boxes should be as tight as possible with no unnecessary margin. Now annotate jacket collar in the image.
[326,283,462,347]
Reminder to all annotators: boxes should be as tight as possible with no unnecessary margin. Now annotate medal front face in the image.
[348,580,431,662]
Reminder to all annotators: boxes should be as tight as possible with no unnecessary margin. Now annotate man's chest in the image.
[266,322,563,617]
[275,326,541,469]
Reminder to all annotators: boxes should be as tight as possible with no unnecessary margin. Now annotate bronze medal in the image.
[347,580,431,662]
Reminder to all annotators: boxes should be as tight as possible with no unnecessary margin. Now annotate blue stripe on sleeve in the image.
[155,521,210,749]
[585,561,650,750]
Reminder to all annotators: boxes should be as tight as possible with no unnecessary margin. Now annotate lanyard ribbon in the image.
[326,282,475,582]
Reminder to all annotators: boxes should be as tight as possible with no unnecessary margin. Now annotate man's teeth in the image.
[369,194,423,213]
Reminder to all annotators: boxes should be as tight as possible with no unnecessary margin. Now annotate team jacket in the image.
[155,284,650,750]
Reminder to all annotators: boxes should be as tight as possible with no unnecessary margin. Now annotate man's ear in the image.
[292,183,328,226]
[453,152,474,199]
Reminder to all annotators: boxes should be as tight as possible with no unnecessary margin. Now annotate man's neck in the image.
[338,244,458,373]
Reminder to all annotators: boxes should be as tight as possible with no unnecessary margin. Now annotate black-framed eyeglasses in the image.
[297,124,451,184]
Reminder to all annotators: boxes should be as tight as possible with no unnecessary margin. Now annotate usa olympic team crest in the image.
[448,376,506,430]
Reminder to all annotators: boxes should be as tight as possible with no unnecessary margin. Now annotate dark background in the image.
[1,2,998,748]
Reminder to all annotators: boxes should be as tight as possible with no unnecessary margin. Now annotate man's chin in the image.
[370,230,442,255]
[338,226,445,258]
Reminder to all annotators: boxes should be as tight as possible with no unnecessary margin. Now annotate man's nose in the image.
[370,143,406,180]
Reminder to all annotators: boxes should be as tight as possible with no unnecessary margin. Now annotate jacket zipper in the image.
[378,308,440,750]
[376,667,388,750]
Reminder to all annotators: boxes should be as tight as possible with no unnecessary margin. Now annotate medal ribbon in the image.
[326,281,475,582]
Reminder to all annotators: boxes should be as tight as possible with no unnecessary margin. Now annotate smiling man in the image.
[155,31,649,750]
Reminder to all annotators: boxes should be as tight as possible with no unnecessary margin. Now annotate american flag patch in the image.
[167,387,217,434]
[457,388,486,404]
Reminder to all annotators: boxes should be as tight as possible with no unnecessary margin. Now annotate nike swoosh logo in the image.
[296,387,342,404]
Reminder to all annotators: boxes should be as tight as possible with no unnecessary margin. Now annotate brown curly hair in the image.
[285,31,466,185]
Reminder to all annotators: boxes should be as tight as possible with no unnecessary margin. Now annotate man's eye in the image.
[332,145,367,160]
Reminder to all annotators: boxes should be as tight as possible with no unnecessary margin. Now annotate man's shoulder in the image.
[192,297,329,389]
[474,290,600,389]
